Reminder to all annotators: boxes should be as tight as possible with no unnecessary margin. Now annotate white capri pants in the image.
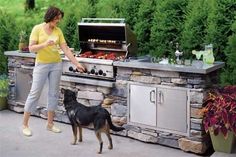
[24,62,62,112]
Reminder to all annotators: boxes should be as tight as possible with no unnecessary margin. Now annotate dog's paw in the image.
[108,145,113,149]
[97,151,102,154]
[70,141,77,145]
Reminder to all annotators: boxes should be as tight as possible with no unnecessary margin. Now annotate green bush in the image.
[205,0,236,61]
[120,0,141,30]
[221,21,236,85]
[134,0,156,55]
[150,0,188,58]
[95,0,124,18]
[0,74,9,97]
[0,9,19,74]
[180,0,208,58]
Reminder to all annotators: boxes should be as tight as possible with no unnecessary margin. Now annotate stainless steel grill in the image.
[62,18,137,80]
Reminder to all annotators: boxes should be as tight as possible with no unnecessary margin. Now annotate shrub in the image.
[201,86,236,138]
[0,74,9,97]
[134,0,156,55]
[0,9,18,74]
[150,0,188,58]
[205,0,236,62]
[120,0,141,30]
[180,0,208,58]
[221,21,236,85]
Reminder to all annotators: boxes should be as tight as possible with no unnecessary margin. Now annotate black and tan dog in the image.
[61,89,125,154]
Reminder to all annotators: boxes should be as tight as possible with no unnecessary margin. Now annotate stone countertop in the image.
[4,50,36,58]
[113,60,225,74]
[4,51,225,74]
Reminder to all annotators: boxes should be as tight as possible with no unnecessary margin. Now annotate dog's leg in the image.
[105,129,113,150]
[95,131,103,154]
[71,124,77,145]
[78,126,82,142]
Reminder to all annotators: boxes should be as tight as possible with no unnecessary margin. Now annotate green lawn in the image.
[0,0,25,15]
[0,0,77,26]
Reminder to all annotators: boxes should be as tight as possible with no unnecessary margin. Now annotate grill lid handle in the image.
[81,18,125,24]
[125,43,131,59]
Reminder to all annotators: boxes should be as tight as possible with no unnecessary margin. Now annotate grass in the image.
[0,0,78,27]
[0,0,25,16]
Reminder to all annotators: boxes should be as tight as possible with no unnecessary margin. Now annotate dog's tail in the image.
[106,114,125,132]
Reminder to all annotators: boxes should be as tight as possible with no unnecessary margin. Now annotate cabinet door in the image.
[157,87,188,134]
[129,84,157,127]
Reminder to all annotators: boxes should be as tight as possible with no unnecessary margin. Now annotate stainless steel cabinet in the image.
[128,83,189,136]
[128,84,157,127]
[156,87,189,135]
[15,66,47,107]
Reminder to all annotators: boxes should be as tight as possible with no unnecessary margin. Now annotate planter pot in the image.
[210,131,236,153]
[0,96,7,110]
[18,42,28,51]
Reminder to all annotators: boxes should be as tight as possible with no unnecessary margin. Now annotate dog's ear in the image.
[61,88,65,94]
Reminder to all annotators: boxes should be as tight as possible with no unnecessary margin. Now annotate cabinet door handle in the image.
[150,90,155,103]
[158,91,164,104]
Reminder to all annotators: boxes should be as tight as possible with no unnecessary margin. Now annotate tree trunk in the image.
[25,0,35,11]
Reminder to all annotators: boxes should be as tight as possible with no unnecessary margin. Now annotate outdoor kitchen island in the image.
[4,50,224,154]
[113,59,224,154]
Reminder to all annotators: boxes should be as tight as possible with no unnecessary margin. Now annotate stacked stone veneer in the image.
[6,55,221,154]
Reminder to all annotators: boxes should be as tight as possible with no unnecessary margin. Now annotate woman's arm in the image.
[60,43,85,72]
[29,40,54,52]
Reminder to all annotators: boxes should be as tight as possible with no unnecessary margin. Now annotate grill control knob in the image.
[69,66,73,71]
[95,72,98,75]
[98,70,103,75]
[103,73,106,76]
[90,69,95,74]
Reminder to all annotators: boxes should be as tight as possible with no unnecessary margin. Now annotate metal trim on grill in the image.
[63,57,113,65]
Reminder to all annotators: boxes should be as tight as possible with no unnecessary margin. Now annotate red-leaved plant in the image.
[201,86,236,138]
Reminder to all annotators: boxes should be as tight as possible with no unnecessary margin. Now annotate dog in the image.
[61,89,125,154]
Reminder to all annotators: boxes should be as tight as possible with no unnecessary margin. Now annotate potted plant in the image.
[18,30,29,52]
[201,85,236,153]
[0,74,9,110]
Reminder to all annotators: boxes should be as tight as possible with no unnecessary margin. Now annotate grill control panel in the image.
[62,60,114,80]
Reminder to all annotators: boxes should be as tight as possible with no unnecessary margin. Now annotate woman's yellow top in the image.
[29,23,66,63]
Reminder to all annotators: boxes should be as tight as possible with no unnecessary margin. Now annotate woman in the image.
[22,6,85,136]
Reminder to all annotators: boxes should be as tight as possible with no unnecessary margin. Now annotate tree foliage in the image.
[134,0,156,55]
[120,0,141,30]
[95,0,124,18]
[0,10,18,74]
[221,21,236,85]
[25,0,35,11]
[205,0,236,61]
[180,0,208,58]
[150,0,188,58]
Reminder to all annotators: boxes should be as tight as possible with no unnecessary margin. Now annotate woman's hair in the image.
[44,6,64,23]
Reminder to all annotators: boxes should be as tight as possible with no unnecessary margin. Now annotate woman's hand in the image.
[76,63,86,72]
[29,40,55,52]
[44,40,55,47]
[60,43,86,72]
